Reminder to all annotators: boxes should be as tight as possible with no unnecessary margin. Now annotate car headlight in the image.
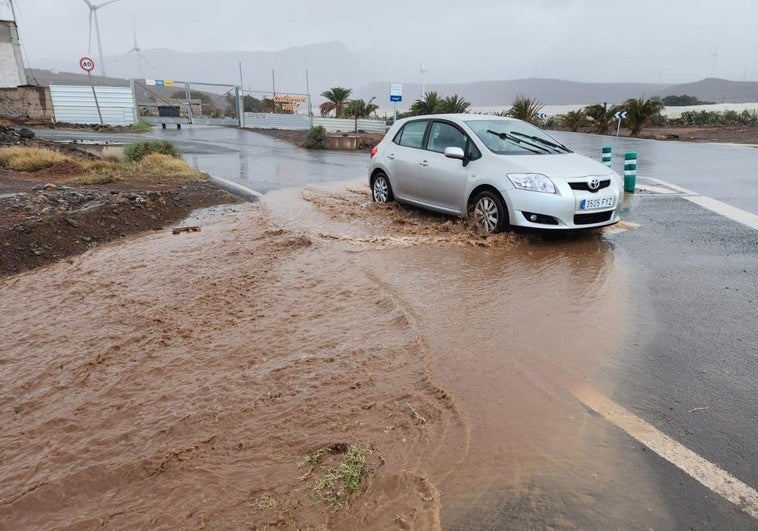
[507,173,556,193]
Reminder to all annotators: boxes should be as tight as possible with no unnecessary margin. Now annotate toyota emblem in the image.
[588,178,600,190]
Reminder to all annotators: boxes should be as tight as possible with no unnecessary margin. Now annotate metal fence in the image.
[49,85,135,126]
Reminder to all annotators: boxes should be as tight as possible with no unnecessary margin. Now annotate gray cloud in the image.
[4,0,757,83]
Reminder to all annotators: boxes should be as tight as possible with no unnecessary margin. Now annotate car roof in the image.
[398,113,521,124]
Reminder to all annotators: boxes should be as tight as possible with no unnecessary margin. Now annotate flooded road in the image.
[2,181,666,529]
[16,126,758,528]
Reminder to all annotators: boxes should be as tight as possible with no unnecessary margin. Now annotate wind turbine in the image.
[83,0,120,77]
[707,43,719,77]
[114,17,153,80]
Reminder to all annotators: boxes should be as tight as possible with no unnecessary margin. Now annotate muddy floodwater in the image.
[1,181,664,529]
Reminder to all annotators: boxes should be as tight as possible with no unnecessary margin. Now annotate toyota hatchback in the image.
[368,114,624,232]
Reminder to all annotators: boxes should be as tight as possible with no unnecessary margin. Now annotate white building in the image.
[0,19,26,88]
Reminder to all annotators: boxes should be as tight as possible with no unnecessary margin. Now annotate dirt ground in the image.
[0,129,242,277]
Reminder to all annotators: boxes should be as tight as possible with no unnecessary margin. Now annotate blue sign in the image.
[390,83,403,103]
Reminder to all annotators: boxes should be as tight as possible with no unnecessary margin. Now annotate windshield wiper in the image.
[486,129,547,154]
[508,131,572,153]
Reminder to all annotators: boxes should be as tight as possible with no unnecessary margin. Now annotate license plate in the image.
[580,197,614,210]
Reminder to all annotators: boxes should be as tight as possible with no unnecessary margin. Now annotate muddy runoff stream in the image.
[1,181,659,529]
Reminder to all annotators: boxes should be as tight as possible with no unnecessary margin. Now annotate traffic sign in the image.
[79,56,95,72]
[390,83,403,103]
[614,111,628,119]
[537,112,548,120]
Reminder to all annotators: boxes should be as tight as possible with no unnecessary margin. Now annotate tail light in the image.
[370,146,378,158]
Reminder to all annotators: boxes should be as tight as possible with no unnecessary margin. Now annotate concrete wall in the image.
[0,20,26,88]
[0,85,54,120]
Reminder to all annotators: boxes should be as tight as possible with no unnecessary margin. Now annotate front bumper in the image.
[503,180,623,229]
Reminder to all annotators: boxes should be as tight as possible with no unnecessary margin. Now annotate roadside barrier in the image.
[624,151,637,193]
[602,146,612,167]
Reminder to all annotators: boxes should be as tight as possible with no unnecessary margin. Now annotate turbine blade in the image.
[113,49,133,63]
[88,10,93,53]
[98,0,121,8]
[83,0,94,8]
[141,54,155,69]
[133,17,138,47]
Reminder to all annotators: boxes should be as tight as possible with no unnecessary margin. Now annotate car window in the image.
[395,121,428,149]
[464,119,569,155]
[427,122,468,153]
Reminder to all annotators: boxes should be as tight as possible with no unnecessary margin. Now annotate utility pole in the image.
[271,69,276,114]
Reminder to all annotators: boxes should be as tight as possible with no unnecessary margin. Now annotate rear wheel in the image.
[471,190,508,233]
[372,172,393,203]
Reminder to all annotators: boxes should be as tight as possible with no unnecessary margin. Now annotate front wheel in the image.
[470,190,508,233]
[371,172,394,203]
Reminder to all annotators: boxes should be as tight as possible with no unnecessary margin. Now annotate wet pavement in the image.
[21,125,758,528]
[551,131,758,216]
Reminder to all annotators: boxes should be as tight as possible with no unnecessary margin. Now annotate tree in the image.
[439,94,471,114]
[344,97,380,132]
[584,103,619,135]
[623,97,665,136]
[320,87,353,118]
[560,109,588,132]
[409,91,442,116]
[506,94,544,124]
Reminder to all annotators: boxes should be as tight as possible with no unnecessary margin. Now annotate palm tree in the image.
[559,109,588,132]
[623,97,665,136]
[344,97,379,132]
[584,103,618,135]
[439,94,471,114]
[320,87,353,118]
[506,94,544,124]
[409,91,442,116]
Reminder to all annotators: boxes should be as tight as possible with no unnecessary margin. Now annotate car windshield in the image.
[464,119,572,155]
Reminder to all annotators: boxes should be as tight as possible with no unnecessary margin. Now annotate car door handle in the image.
[419,160,429,167]
[387,154,395,160]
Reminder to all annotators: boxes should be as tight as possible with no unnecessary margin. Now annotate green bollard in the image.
[624,151,637,193]
[602,146,612,167]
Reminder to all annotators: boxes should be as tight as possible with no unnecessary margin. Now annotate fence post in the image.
[624,151,637,193]
[602,146,612,167]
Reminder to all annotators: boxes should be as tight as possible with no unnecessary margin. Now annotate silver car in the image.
[368,114,624,232]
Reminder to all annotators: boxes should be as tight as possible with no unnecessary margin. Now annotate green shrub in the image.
[131,120,152,133]
[123,140,180,162]
[304,125,328,149]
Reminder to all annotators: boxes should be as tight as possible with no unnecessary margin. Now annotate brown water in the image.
[1,182,665,529]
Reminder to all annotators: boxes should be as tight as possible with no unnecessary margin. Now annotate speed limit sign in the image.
[79,57,95,72]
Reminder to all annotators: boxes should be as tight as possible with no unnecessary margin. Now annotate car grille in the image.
[574,211,614,225]
[569,179,611,193]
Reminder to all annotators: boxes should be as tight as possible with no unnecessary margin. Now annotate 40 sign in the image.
[79,57,95,73]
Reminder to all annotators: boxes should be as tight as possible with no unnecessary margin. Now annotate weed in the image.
[304,125,328,149]
[131,120,152,133]
[313,444,369,508]
[0,147,69,172]
[251,494,277,511]
[123,140,181,162]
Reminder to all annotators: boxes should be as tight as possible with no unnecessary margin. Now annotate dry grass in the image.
[1,146,205,184]
[0,147,70,172]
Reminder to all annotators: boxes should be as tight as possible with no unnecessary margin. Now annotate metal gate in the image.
[134,79,240,127]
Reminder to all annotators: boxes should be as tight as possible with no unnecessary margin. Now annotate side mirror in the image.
[444,146,465,160]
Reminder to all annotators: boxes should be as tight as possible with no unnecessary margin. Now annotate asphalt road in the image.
[32,125,758,528]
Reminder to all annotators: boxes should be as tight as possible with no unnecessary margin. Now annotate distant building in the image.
[0,19,26,88]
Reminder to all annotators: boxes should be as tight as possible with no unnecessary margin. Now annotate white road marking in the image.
[573,384,758,520]
[638,177,758,230]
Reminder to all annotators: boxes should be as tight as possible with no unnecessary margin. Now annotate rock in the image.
[65,218,78,228]
[18,128,35,140]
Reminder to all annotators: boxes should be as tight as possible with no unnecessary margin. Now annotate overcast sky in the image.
[3,0,757,84]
